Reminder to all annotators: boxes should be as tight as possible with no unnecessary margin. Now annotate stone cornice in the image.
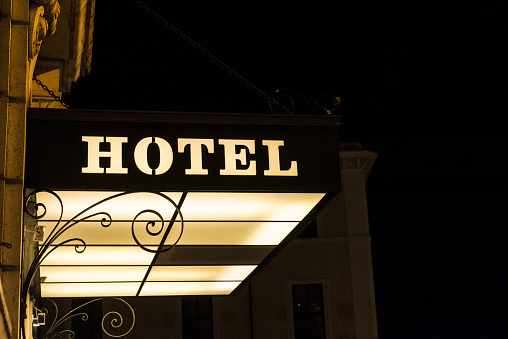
[339,149,378,178]
[33,0,96,92]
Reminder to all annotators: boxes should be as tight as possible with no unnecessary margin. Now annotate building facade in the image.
[211,144,378,339]
[1,1,95,338]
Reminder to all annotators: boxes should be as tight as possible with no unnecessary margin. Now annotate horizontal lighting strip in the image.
[38,220,301,222]
[39,246,156,265]
[41,245,275,248]
[41,281,242,297]
[41,264,255,267]
[41,283,141,297]
[40,265,257,283]
[34,191,184,221]
[140,281,242,297]
[41,280,243,284]
[35,191,325,222]
[40,245,273,266]
[39,221,300,246]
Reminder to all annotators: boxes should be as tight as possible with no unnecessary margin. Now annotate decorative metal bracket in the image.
[21,189,185,336]
[269,88,341,115]
[39,298,135,339]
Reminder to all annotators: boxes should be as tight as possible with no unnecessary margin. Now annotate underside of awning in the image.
[29,190,327,297]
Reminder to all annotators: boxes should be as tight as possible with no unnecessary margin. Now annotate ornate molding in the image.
[31,0,60,35]
[340,149,378,178]
[29,0,60,60]
[29,5,48,60]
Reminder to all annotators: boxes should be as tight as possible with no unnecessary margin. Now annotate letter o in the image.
[134,137,173,175]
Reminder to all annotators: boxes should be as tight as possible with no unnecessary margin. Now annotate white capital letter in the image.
[134,137,173,175]
[219,139,256,176]
[178,138,214,175]
[82,136,128,174]
[263,140,298,176]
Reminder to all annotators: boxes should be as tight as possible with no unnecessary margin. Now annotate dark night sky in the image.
[69,1,508,337]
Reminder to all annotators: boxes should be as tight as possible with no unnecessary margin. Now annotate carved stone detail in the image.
[29,5,48,60]
[31,0,60,35]
[28,0,60,60]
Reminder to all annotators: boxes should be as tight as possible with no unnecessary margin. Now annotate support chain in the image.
[32,75,70,108]
[129,0,293,115]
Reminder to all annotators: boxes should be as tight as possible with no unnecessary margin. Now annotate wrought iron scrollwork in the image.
[21,189,184,328]
[41,297,135,339]
[269,88,341,115]
[131,201,184,253]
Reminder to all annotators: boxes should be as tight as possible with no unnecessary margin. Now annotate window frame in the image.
[285,278,332,339]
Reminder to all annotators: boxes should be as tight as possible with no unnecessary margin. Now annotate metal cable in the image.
[129,0,293,115]
[32,75,70,108]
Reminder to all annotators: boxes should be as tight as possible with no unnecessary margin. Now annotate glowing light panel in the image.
[147,265,257,281]
[40,266,149,282]
[35,191,327,297]
[140,281,241,296]
[40,246,155,266]
[42,282,140,298]
[181,192,324,221]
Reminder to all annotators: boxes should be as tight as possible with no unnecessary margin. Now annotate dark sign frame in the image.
[26,109,341,193]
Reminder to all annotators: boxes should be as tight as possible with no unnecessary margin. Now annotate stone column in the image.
[0,0,30,337]
[340,145,379,339]
[1,1,57,337]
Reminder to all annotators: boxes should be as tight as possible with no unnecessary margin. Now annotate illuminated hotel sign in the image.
[24,109,341,298]
[81,136,298,177]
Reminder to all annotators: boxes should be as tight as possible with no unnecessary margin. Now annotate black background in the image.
[65,1,508,337]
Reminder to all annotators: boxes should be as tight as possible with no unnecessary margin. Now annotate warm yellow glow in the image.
[41,246,155,265]
[177,221,299,245]
[139,281,241,296]
[181,192,325,221]
[241,221,300,245]
[40,265,256,283]
[31,190,327,297]
[41,282,140,297]
[36,191,323,222]
[35,191,323,246]
[35,191,183,221]
[40,266,149,282]
[40,221,178,245]
[147,265,256,281]
[44,221,298,246]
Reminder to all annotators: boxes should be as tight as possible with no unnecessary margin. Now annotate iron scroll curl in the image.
[131,199,184,253]
[41,297,135,339]
[21,189,184,327]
